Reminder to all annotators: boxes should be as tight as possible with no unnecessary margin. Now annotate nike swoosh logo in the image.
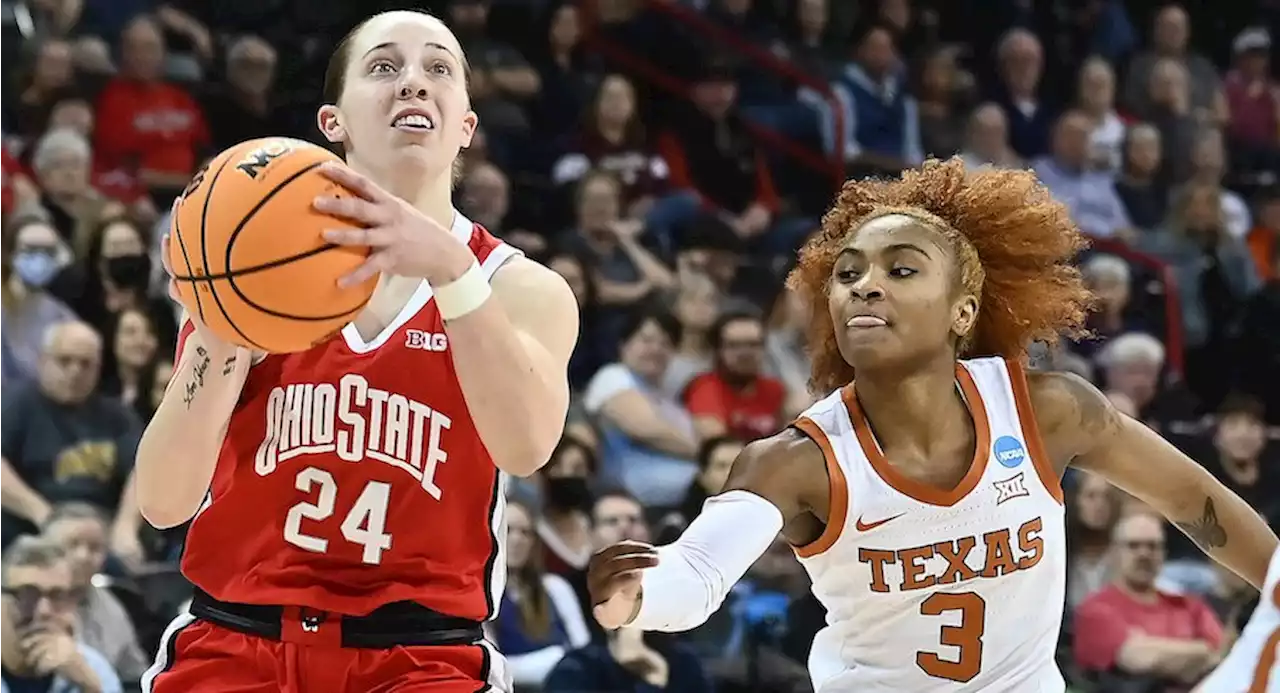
[855,513,905,532]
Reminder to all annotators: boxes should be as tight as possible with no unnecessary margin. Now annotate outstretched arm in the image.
[1030,371,1278,588]
[589,428,830,631]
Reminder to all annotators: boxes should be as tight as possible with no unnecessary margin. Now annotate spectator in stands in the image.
[1065,473,1124,610]
[764,286,811,417]
[781,0,839,80]
[563,171,675,338]
[1075,254,1151,359]
[97,308,159,420]
[1033,110,1134,239]
[583,309,699,507]
[31,129,124,255]
[45,97,93,141]
[591,489,650,554]
[532,3,599,142]
[1123,4,1225,121]
[1186,127,1252,238]
[1140,58,1201,183]
[0,321,142,555]
[537,436,596,577]
[448,0,540,139]
[1224,27,1280,177]
[1198,395,1280,525]
[200,35,289,153]
[1137,182,1259,403]
[0,536,121,693]
[41,503,148,682]
[989,28,1056,160]
[1113,122,1169,230]
[957,102,1020,169]
[546,248,607,389]
[1,217,77,385]
[659,59,794,254]
[1245,187,1279,280]
[490,501,591,688]
[93,15,209,205]
[460,161,546,255]
[1073,512,1223,689]
[1096,332,1184,426]
[544,624,711,693]
[57,216,178,351]
[914,45,970,159]
[829,25,923,175]
[665,272,720,397]
[1235,240,1280,422]
[672,436,741,530]
[684,310,785,441]
[1076,57,1125,173]
[9,39,77,140]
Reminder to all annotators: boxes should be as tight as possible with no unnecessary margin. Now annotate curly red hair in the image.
[787,158,1094,393]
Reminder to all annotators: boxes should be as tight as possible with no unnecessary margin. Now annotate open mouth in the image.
[392,113,436,132]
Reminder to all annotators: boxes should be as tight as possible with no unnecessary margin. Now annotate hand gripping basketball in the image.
[587,541,660,630]
[312,164,478,288]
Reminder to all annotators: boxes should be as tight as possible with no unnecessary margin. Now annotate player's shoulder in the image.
[1023,369,1123,458]
[729,427,826,489]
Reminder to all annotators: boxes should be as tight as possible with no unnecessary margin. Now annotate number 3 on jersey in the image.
[283,467,392,564]
[917,592,986,683]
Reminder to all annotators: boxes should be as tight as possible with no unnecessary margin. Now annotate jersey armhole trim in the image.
[1004,358,1064,505]
[1248,627,1280,693]
[790,416,848,559]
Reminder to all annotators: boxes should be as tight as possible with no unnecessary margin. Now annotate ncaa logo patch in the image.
[993,435,1027,469]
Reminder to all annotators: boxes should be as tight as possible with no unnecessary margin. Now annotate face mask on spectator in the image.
[105,254,152,288]
[13,251,60,288]
[545,476,592,511]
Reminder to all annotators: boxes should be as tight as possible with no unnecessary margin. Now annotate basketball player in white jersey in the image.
[588,159,1279,691]
[1195,546,1280,692]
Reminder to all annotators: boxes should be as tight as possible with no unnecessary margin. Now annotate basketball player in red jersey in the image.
[133,10,578,693]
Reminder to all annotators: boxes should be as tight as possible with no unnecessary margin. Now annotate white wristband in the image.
[434,261,491,321]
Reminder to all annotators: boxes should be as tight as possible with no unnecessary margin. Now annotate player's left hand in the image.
[313,163,476,288]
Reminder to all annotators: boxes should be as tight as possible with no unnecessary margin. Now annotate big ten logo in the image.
[236,140,294,179]
[405,329,448,352]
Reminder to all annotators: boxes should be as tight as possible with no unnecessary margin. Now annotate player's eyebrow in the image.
[885,242,932,258]
[362,42,459,61]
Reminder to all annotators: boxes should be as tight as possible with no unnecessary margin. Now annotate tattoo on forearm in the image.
[221,356,236,375]
[182,346,210,409]
[1175,497,1228,550]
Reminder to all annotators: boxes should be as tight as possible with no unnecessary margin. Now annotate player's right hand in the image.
[587,540,659,630]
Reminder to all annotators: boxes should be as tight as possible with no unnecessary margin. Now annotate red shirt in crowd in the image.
[684,371,786,441]
[2,143,23,214]
[1072,584,1224,682]
[94,78,208,180]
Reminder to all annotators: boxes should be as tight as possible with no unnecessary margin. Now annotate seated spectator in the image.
[988,29,1056,160]
[1234,241,1280,421]
[1245,186,1278,280]
[94,15,209,204]
[672,436,741,530]
[583,309,699,507]
[448,0,540,140]
[1113,123,1169,231]
[531,3,600,142]
[1138,58,1200,184]
[1184,127,1252,239]
[9,39,78,140]
[664,272,721,398]
[957,102,1021,170]
[29,128,124,252]
[0,322,143,560]
[537,436,597,577]
[1074,254,1154,358]
[829,25,923,175]
[459,161,545,254]
[1096,332,1196,426]
[658,60,804,256]
[490,501,590,688]
[1073,512,1223,689]
[1032,110,1133,240]
[199,35,291,153]
[41,502,149,683]
[1065,473,1123,610]
[578,489,651,629]
[1223,27,1280,177]
[684,310,785,441]
[1123,5,1224,120]
[54,216,178,352]
[0,536,122,693]
[1,217,78,386]
[913,45,970,160]
[1076,57,1126,173]
[1197,395,1280,526]
[97,308,161,420]
[544,625,710,693]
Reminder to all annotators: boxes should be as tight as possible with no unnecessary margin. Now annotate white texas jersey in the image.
[793,357,1067,692]
[1196,547,1280,692]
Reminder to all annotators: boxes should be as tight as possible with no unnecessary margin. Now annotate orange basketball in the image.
[169,137,377,353]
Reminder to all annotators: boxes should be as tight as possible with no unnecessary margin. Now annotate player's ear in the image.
[459,110,478,149]
[951,294,979,344]
[317,105,346,144]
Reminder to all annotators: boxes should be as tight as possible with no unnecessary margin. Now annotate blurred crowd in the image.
[1,0,1279,691]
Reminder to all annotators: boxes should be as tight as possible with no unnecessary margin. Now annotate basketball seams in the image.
[170,243,344,281]
[197,155,270,352]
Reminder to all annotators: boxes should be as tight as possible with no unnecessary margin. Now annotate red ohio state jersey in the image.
[174,213,521,621]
